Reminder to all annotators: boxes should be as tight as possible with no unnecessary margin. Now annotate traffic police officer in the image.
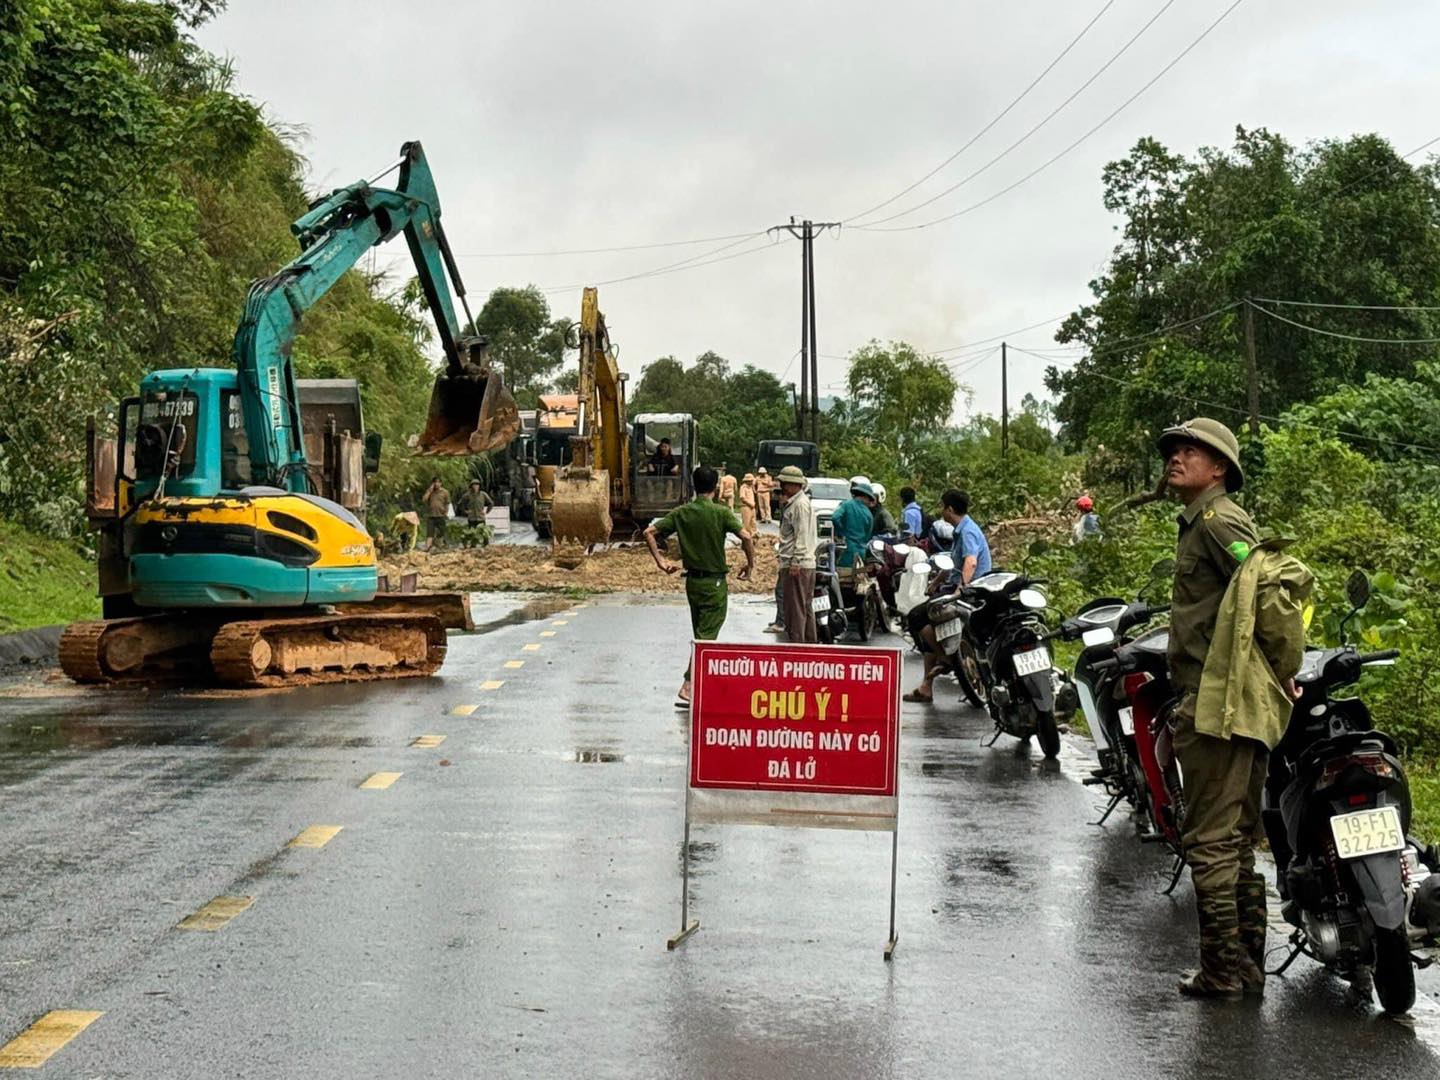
[1160,416,1285,1000]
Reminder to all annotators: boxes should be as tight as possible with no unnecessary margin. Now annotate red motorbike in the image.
[1089,625,1188,893]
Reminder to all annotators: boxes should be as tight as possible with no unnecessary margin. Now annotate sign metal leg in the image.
[884,825,899,961]
[668,813,699,950]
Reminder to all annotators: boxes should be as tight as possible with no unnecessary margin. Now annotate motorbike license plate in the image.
[1012,646,1051,677]
[1329,805,1404,860]
[1118,706,1134,736]
[811,594,831,612]
[936,618,964,641]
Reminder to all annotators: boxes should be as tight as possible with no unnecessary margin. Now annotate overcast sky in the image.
[196,0,1438,423]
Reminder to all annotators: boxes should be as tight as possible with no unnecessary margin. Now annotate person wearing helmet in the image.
[869,482,898,538]
[1158,416,1292,1001]
[756,466,774,523]
[1072,495,1101,544]
[830,480,877,568]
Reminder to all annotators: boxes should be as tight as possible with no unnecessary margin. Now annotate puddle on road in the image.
[0,711,376,754]
[467,596,575,636]
[574,748,625,763]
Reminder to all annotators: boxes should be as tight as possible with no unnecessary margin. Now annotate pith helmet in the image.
[777,465,807,485]
[1158,417,1244,492]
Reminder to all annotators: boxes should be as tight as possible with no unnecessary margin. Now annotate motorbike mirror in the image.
[1345,569,1371,610]
[1018,588,1047,610]
[932,552,955,572]
[870,540,887,553]
[912,562,932,575]
[1081,626,1116,648]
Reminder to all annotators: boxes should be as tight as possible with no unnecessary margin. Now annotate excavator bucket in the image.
[550,466,612,545]
[417,365,521,455]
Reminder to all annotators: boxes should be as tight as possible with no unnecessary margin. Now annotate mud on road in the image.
[381,534,780,596]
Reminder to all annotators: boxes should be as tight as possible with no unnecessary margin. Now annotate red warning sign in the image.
[690,642,901,796]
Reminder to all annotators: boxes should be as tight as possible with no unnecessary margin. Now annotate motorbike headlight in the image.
[1081,626,1115,647]
[1018,588,1047,610]
[911,562,931,575]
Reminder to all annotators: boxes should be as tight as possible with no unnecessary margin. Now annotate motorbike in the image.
[926,543,1078,759]
[833,539,889,641]
[1265,570,1440,1014]
[811,539,848,645]
[1086,622,1188,892]
[867,538,921,621]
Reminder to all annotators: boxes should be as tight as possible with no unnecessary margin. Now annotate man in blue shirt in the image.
[947,489,992,585]
[900,486,923,540]
[830,481,877,568]
[904,488,991,702]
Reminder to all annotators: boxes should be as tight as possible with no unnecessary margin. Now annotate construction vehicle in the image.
[61,140,517,688]
[549,287,695,546]
[530,394,579,539]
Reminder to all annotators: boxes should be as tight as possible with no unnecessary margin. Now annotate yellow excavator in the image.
[548,287,697,552]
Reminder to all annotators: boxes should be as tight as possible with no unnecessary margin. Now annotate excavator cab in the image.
[417,338,521,455]
[631,413,697,520]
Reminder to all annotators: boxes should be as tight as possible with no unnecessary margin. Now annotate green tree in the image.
[472,285,573,396]
[842,340,960,451]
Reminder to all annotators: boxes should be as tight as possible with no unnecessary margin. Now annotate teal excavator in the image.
[62,140,518,687]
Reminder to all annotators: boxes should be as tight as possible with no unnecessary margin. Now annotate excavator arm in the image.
[231,140,517,491]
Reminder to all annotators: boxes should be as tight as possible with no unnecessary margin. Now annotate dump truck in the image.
[61,140,516,687]
[548,287,695,547]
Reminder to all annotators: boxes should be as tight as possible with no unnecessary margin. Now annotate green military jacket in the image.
[1193,538,1313,748]
[1168,485,1259,694]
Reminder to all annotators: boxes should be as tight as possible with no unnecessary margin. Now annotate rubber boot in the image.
[1178,887,1243,1000]
[1236,872,1268,996]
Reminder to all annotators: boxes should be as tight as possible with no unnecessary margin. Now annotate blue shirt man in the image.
[950,513,992,585]
[831,482,877,567]
[900,485,923,539]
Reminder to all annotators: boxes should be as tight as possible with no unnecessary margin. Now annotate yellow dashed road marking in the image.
[411,734,446,749]
[482,680,505,690]
[0,1010,103,1068]
[289,825,342,849]
[450,703,479,716]
[360,771,403,790]
[539,631,556,638]
[522,644,541,652]
[177,895,253,932]
[504,660,525,669]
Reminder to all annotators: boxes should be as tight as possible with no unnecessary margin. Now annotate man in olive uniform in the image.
[645,465,756,707]
[1161,416,1293,1000]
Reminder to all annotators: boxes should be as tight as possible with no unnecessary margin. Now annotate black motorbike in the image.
[927,555,1077,758]
[1265,571,1440,1013]
[811,539,848,644]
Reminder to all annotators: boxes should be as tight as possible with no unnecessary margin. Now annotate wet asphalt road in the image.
[2,592,1440,1078]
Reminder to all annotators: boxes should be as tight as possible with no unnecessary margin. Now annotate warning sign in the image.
[687,642,902,831]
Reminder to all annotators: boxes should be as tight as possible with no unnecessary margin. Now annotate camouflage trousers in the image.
[1173,695,1269,990]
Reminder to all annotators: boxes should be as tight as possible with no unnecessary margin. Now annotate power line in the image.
[856,0,1177,229]
[1007,345,1440,457]
[1253,296,1440,313]
[1250,301,1440,345]
[457,231,764,258]
[842,0,1120,224]
[537,232,774,294]
[856,0,1247,233]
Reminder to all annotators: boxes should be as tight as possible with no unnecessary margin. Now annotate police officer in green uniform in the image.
[645,465,756,708]
[1161,417,1296,1000]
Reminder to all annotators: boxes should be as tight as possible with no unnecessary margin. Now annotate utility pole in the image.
[1001,342,1009,460]
[770,218,840,444]
[1243,298,1260,437]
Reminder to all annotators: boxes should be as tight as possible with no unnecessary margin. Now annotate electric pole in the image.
[1001,342,1009,460]
[1243,298,1260,437]
[770,219,840,443]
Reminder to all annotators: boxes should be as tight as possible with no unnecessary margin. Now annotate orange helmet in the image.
[1075,495,1094,512]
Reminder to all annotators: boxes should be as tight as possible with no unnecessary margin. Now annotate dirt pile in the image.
[380,535,780,596]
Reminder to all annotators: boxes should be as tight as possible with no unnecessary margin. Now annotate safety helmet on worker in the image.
[1075,495,1094,512]
[849,474,871,489]
[1157,416,1244,491]
[872,482,887,503]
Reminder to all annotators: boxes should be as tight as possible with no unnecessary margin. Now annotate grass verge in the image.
[0,518,99,633]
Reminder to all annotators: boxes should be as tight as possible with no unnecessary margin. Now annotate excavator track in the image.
[209,612,447,688]
[58,616,217,683]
